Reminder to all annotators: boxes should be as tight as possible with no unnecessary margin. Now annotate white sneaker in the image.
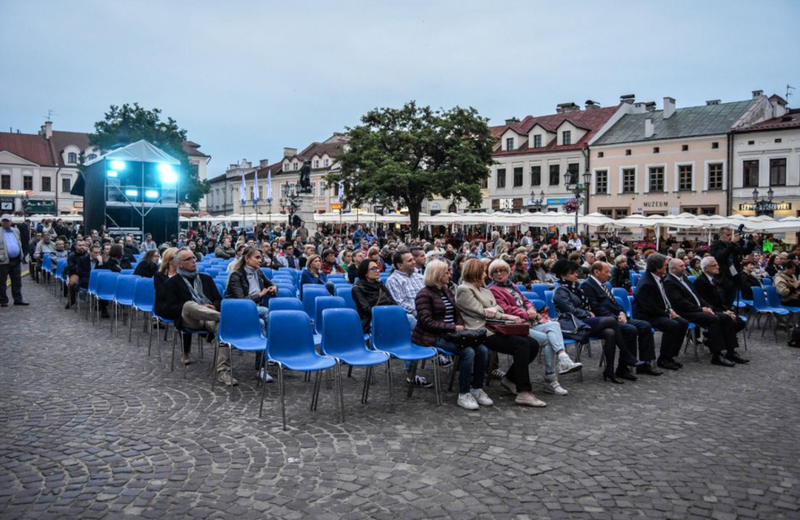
[457,392,479,410]
[257,368,274,383]
[557,355,583,375]
[436,354,453,367]
[470,388,494,406]
[543,375,568,396]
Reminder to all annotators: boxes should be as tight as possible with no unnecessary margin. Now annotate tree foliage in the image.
[327,101,495,236]
[89,103,209,209]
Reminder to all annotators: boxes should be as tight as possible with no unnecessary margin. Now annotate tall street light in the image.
[565,170,592,232]
[752,187,774,216]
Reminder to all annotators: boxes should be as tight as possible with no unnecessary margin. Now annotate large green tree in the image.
[89,103,209,209]
[327,101,495,237]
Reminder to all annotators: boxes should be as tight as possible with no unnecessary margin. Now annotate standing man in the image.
[0,214,28,306]
[709,227,742,307]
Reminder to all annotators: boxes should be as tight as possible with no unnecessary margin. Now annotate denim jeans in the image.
[434,337,489,394]
[254,305,270,370]
[405,313,418,372]
[529,321,566,375]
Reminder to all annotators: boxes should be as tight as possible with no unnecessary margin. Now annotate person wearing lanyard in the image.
[0,214,29,307]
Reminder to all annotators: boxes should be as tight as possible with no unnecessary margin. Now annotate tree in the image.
[327,101,495,237]
[89,103,209,209]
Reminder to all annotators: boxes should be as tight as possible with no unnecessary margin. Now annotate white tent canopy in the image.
[84,140,182,167]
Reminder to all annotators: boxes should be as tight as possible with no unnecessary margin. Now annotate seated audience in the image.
[134,249,160,278]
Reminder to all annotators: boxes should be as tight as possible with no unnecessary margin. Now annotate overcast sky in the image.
[2,0,798,179]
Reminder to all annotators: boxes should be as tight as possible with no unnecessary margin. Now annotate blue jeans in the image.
[434,337,489,394]
[254,305,270,370]
[405,313,418,372]
[529,321,566,375]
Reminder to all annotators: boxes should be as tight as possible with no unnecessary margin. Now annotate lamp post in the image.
[279,182,299,227]
[530,190,545,212]
[565,170,592,233]
[751,187,774,216]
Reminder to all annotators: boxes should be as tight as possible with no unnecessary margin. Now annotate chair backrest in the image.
[303,285,330,321]
[762,278,773,286]
[615,296,632,317]
[521,291,536,302]
[260,267,273,280]
[631,272,641,288]
[687,275,697,283]
[133,277,155,309]
[267,310,316,360]
[628,295,635,318]
[42,253,52,270]
[269,297,303,311]
[531,284,547,301]
[215,282,226,297]
[544,290,557,319]
[96,272,120,298]
[611,287,629,301]
[531,298,546,311]
[320,308,366,357]
[327,273,346,281]
[219,299,264,344]
[765,285,782,307]
[516,284,527,292]
[120,269,134,275]
[114,275,138,301]
[334,285,357,311]
[206,268,221,278]
[314,296,346,335]
[55,259,68,277]
[276,287,295,298]
[371,305,413,351]
[88,269,101,293]
[751,288,772,310]
[379,273,390,283]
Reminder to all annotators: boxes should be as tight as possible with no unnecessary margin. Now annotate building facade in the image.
[589,93,774,219]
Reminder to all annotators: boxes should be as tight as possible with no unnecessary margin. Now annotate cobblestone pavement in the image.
[2,278,800,520]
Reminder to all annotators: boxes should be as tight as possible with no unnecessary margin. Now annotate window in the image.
[313,160,319,168]
[549,164,560,186]
[323,158,329,167]
[533,135,542,149]
[293,162,298,171]
[566,163,579,185]
[711,142,719,149]
[649,166,664,192]
[599,208,628,219]
[562,131,571,145]
[681,144,689,151]
[1,175,10,190]
[743,160,759,187]
[479,177,488,189]
[683,206,718,216]
[625,149,631,156]
[530,166,541,186]
[597,151,604,158]
[23,176,33,190]
[748,140,755,145]
[506,138,514,151]
[42,177,52,192]
[678,164,693,191]
[775,138,782,144]
[770,158,787,186]
[496,168,506,189]
[616,208,629,218]
[491,199,500,211]
[622,168,636,193]
[653,147,660,154]
[513,167,523,187]
[708,163,723,190]
[87,153,97,160]
[595,170,608,194]
[67,152,77,163]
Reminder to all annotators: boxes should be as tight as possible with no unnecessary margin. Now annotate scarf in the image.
[488,279,526,308]
[559,279,591,311]
[177,268,212,305]
[244,266,261,296]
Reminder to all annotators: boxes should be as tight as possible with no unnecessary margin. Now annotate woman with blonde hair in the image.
[456,259,545,408]
[299,253,333,297]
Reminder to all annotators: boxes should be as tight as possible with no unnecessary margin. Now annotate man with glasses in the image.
[709,227,743,307]
[162,248,235,385]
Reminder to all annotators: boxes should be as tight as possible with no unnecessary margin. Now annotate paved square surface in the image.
[2,279,800,519]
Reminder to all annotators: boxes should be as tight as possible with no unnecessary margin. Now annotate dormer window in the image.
[293,162,298,170]
[506,138,514,151]
[67,152,77,164]
[533,135,542,149]
[323,158,329,167]
[314,160,319,168]
[562,131,571,146]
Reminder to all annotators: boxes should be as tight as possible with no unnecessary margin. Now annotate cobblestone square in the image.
[2,278,799,519]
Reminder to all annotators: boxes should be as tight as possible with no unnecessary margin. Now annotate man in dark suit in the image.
[709,227,742,307]
[632,253,689,370]
[584,261,661,378]
[692,257,748,364]
[664,259,746,366]
[162,247,236,386]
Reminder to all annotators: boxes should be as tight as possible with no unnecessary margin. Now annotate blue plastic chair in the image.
[95,272,120,324]
[371,306,441,404]
[131,278,155,346]
[216,300,268,401]
[314,296,346,337]
[751,289,789,340]
[762,278,773,286]
[615,295,632,318]
[41,253,52,283]
[334,286,357,311]
[112,275,138,335]
[260,267,273,280]
[687,275,697,283]
[120,269,135,275]
[264,310,341,429]
[544,290,557,319]
[327,273,346,282]
[53,258,68,298]
[531,284,547,301]
[766,285,800,314]
[302,285,330,323]
[276,287,295,298]
[206,268,221,278]
[269,297,303,311]
[215,282,226,297]
[321,308,393,412]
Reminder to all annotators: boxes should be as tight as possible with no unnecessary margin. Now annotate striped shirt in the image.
[441,295,455,324]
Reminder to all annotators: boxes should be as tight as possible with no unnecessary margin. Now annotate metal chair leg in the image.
[386,357,394,413]
[279,366,286,430]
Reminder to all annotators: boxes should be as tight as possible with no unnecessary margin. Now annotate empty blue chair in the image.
[276,287,295,298]
[327,273,346,282]
[314,296,346,336]
[53,258,68,298]
[335,286,357,311]
[544,290,557,319]
[215,282,226,297]
[521,291,536,302]
[615,296,632,318]
[531,284,547,301]
[131,278,155,346]
[321,308,392,411]
[269,297,303,311]
[302,285,330,322]
[516,284,527,292]
[112,275,138,334]
[260,267,273,280]
[120,269,135,275]
[206,268,221,278]
[687,275,697,283]
[762,278,773,286]
[264,310,341,429]
[371,305,440,404]
[766,285,800,314]
[750,289,788,341]
[216,300,268,401]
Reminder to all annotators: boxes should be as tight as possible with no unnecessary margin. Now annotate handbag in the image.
[557,313,591,340]
[443,329,487,348]
[485,319,530,337]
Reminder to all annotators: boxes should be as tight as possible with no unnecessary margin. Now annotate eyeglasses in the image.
[180,257,196,263]
[368,267,380,271]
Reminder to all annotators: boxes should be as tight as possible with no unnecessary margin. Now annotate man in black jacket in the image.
[693,257,748,363]
[709,227,742,307]
[632,254,689,371]
[162,248,235,385]
[664,259,746,367]
[65,239,89,309]
[584,261,661,377]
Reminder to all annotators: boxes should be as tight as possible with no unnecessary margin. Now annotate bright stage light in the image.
[158,164,178,185]
[107,170,119,178]
[110,160,126,171]
[145,190,159,199]
[125,189,138,198]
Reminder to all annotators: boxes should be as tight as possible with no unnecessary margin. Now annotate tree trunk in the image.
[408,201,422,239]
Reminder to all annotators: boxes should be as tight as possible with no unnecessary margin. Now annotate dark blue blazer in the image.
[582,277,622,318]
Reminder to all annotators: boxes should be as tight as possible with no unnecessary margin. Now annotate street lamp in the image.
[751,187,774,216]
[279,182,300,227]
[565,170,592,232]
[530,190,545,212]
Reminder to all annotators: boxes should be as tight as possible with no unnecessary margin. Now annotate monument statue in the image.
[299,160,312,193]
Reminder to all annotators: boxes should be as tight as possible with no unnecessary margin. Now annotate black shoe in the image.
[711,355,735,367]
[672,360,684,369]
[602,372,625,384]
[615,367,638,381]
[13,301,29,306]
[726,353,749,364]
[636,364,663,376]
[0,303,8,308]
[656,359,680,371]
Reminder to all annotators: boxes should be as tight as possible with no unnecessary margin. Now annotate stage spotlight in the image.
[110,160,126,171]
[145,190,159,200]
[107,170,119,178]
[158,164,178,185]
[125,189,138,198]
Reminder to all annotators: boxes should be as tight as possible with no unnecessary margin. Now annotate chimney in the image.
[770,95,788,118]
[259,159,269,168]
[40,121,53,139]
[584,100,600,110]
[283,147,297,158]
[663,97,676,119]
[620,94,636,104]
[556,102,579,113]
[644,119,655,138]
[706,99,720,106]
[644,101,656,112]
[752,90,764,99]
[505,117,520,125]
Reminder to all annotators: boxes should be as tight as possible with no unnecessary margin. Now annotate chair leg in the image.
[128,308,134,343]
[259,356,269,417]
[406,362,417,399]
[337,363,345,424]
[148,319,156,357]
[279,366,286,430]
[386,357,395,413]
[361,366,370,404]
[210,339,220,390]
[229,347,235,401]
[311,371,321,411]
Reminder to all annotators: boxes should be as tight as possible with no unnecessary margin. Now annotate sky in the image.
[2,0,799,180]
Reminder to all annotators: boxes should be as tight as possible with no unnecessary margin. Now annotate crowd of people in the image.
[2,213,800,411]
